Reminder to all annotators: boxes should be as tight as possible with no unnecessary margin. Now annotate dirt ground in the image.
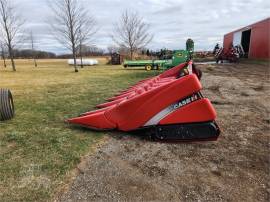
[57,62,270,202]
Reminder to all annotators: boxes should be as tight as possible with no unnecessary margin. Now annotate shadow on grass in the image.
[67,124,151,142]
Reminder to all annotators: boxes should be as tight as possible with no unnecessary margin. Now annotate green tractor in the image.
[123,39,194,71]
[163,49,190,69]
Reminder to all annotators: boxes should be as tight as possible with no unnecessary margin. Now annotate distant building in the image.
[111,53,123,65]
[223,18,270,59]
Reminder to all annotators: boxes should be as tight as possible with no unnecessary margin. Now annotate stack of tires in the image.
[0,89,15,121]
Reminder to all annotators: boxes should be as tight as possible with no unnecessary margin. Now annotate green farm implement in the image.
[123,50,189,71]
[123,59,168,71]
[123,39,194,71]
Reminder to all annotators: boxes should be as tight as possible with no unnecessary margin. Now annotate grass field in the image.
[0,58,158,201]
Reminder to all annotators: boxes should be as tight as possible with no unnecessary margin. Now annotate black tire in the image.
[192,64,203,80]
[0,89,15,121]
[197,69,202,80]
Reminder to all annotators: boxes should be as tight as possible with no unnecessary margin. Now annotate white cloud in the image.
[12,0,270,53]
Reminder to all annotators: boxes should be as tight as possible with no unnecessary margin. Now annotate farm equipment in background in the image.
[111,53,123,65]
[214,43,245,63]
[0,89,15,121]
[123,50,190,71]
[186,38,194,57]
[163,50,191,69]
[123,39,195,71]
[67,61,220,142]
[123,59,168,71]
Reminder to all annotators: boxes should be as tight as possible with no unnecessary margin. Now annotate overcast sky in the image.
[13,0,270,54]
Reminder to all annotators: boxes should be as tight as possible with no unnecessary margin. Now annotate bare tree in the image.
[30,31,37,67]
[107,45,119,54]
[48,0,97,72]
[78,29,84,68]
[0,42,6,67]
[111,10,153,60]
[0,0,24,71]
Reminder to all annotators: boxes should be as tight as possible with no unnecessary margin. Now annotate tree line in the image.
[0,0,153,72]
[1,45,106,60]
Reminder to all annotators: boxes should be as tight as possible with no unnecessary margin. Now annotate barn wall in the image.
[249,18,270,59]
[223,18,270,59]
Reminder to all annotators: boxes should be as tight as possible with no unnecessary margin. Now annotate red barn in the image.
[223,18,270,59]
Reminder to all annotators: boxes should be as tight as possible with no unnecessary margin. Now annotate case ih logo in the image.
[173,94,199,109]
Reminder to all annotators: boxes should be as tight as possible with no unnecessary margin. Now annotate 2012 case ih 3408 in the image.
[67,61,220,142]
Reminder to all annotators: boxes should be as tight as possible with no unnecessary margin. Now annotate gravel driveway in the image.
[58,63,270,202]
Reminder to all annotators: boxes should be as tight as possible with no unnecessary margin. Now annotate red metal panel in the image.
[159,99,217,125]
[249,18,270,59]
[223,33,233,53]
